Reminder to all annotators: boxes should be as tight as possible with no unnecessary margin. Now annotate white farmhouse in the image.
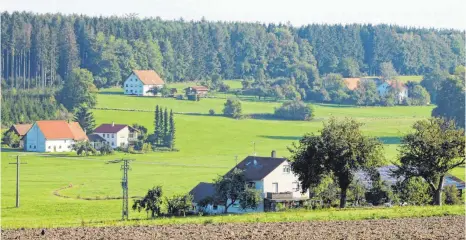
[189,151,309,214]
[123,70,165,96]
[92,123,138,149]
[377,80,408,102]
[24,120,88,152]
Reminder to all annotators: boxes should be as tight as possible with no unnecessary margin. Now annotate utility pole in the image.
[9,155,27,208]
[107,158,134,220]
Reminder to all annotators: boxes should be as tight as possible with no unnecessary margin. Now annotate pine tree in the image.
[73,105,96,133]
[163,108,169,147]
[154,105,160,145]
[157,106,164,145]
[169,109,176,149]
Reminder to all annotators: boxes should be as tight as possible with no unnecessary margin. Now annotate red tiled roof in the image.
[343,78,361,90]
[189,86,209,91]
[11,124,32,136]
[35,120,87,140]
[93,124,128,133]
[387,80,407,91]
[133,70,165,85]
[69,122,89,141]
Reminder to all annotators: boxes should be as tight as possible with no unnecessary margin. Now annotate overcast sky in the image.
[2,0,465,30]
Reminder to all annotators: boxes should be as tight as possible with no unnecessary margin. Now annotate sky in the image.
[2,0,465,30]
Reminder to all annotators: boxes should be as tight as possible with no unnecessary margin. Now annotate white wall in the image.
[377,83,408,102]
[123,73,163,96]
[45,139,74,152]
[263,161,309,198]
[95,127,129,149]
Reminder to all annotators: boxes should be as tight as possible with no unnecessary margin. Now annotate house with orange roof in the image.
[377,80,408,102]
[123,70,165,96]
[24,120,88,152]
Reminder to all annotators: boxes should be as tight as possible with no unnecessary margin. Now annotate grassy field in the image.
[2,86,464,229]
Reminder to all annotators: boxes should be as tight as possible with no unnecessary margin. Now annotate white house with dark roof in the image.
[123,70,165,96]
[92,122,138,149]
[189,151,309,214]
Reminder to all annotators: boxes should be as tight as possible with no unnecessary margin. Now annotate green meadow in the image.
[2,84,464,228]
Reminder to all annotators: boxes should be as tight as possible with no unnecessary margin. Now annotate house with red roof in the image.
[123,70,165,96]
[5,123,33,148]
[92,122,138,149]
[24,120,88,152]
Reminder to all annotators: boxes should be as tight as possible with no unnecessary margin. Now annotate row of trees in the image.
[132,186,193,218]
[289,117,464,208]
[2,12,464,90]
[153,105,176,149]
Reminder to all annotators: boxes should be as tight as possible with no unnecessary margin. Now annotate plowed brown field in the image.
[2,216,464,240]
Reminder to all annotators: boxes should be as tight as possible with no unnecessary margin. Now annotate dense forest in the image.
[1,11,464,89]
[1,11,464,126]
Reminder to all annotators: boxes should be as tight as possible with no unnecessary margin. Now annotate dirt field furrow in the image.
[2,216,464,240]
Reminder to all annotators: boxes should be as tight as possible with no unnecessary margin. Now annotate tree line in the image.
[2,11,464,90]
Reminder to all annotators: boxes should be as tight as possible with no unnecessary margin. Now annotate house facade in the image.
[24,120,88,152]
[185,86,209,97]
[92,123,138,149]
[190,151,309,214]
[377,80,408,102]
[123,70,165,96]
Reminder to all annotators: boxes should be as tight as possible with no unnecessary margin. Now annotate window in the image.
[247,182,255,188]
[283,165,291,174]
[292,181,300,192]
[112,134,114,138]
[34,145,36,149]
[126,84,128,87]
[48,146,51,149]
[111,142,114,146]
[272,183,278,193]
[29,145,32,149]
[59,146,62,149]
[64,140,67,143]
[213,205,218,210]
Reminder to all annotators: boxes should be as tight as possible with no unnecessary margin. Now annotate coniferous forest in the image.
[1,11,465,125]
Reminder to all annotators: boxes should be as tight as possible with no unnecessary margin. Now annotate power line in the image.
[107,158,134,220]
[8,155,27,208]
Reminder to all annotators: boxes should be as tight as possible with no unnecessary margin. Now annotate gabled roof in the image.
[386,80,407,91]
[10,124,33,136]
[226,156,287,181]
[343,78,361,90]
[34,120,88,140]
[188,86,209,91]
[93,124,128,133]
[189,182,216,203]
[132,70,165,85]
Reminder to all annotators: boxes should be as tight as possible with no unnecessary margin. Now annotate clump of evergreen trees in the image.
[1,88,70,126]
[152,105,176,149]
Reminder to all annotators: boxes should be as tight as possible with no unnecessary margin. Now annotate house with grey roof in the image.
[189,151,309,214]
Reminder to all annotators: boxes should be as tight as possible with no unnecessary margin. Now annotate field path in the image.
[2,216,463,240]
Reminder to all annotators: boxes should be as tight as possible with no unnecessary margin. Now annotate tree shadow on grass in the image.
[98,91,124,96]
[259,135,302,141]
[378,136,402,144]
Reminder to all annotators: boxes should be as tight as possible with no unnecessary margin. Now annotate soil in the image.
[2,216,464,240]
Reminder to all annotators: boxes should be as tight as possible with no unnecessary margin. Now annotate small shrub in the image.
[203,219,213,225]
[209,109,215,115]
[223,98,242,119]
[274,100,314,121]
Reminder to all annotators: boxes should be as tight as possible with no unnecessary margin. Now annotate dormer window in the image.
[283,165,291,174]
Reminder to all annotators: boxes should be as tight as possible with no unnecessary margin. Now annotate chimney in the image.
[271,150,276,158]
[112,121,115,127]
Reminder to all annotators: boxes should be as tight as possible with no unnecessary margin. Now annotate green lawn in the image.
[2,89,464,229]
[397,75,423,83]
